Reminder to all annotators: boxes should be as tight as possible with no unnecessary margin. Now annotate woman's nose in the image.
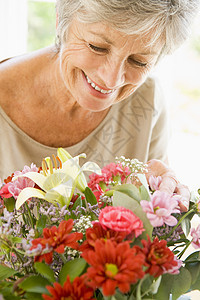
[97,59,125,89]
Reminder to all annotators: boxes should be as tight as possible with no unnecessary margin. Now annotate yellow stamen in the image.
[52,154,57,170]
[45,157,54,174]
[42,159,48,176]
[56,156,62,169]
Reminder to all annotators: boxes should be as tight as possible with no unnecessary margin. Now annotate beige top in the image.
[0,76,168,180]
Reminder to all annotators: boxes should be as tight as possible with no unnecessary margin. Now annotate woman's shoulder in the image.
[0,47,53,113]
[0,54,31,108]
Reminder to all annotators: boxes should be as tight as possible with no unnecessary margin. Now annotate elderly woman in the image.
[0,0,199,209]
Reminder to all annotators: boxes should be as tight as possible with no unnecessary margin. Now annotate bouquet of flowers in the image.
[0,148,200,300]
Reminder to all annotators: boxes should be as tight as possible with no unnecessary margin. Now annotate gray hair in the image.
[56,0,200,55]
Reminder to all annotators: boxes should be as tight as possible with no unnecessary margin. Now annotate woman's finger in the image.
[175,183,190,212]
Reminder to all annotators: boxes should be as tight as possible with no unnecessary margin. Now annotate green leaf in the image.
[18,275,50,293]
[59,258,87,285]
[190,273,200,291]
[149,276,162,294]
[171,267,192,300]
[69,195,83,219]
[185,251,200,262]
[141,275,161,295]
[24,293,43,300]
[155,274,174,300]
[10,237,23,244]
[71,195,82,210]
[114,290,129,299]
[0,264,17,280]
[1,293,20,300]
[185,261,200,285]
[185,259,200,291]
[137,173,150,197]
[139,185,151,201]
[4,197,16,212]
[0,280,20,299]
[112,184,141,202]
[84,187,97,206]
[156,268,192,300]
[34,262,55,283]
[181,217,191,237]
[113,191,153,238]
[36,215,47,235]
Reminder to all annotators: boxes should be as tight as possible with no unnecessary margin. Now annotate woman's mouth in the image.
[83,73,115,95]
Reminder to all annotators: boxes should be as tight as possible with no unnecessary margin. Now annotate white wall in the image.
[0,0,27,60]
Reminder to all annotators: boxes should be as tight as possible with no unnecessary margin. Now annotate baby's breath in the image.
[73,215,92,234]
[116,156,148,174]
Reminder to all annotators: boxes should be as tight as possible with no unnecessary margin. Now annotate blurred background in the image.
[0,0,200,298]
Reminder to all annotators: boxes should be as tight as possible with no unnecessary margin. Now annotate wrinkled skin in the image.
[146,159,190,212]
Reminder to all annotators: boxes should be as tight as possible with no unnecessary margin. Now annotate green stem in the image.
[11,247,29,274]
[136,274,148,300]
[165,209,195,239]
[59,253,67,263]
[25,202,34,228]
[128,285,137,299]
[84,197,89,213]
[177,241,192,259]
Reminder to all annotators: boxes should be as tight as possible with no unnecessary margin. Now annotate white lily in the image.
[15,149,101,210]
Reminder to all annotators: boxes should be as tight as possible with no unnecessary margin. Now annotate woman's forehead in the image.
[70,19,164,55]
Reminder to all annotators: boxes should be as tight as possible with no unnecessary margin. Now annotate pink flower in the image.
[99,206,144,237]
[140,191,180,227]
[148,175,162,191]
[88,163,130,202]
[101,163,130,183]
[0,183,13,199]
[88,173,108,191]
[8,164,38,199]
[191,224,200,249]
[163,256,182,275]
[91,184,105,204]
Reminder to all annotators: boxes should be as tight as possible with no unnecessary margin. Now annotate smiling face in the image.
[58,18,163,112]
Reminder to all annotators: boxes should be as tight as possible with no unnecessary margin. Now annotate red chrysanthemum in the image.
[140,236,178,277]
[30,219,83,264]
[82,239,145,296]
[42,275,95,300]
[79,222,127,253]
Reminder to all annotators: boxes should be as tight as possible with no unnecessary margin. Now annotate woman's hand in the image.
[146,159,190,212]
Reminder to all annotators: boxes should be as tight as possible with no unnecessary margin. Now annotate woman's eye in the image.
[88,43,107,53]
[128,57,148,68]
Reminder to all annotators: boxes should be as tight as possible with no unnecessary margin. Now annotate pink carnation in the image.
[8,164,38,199]
[101,163,130,182]
[163,256,182,275]
[88,173,108,190]
[0,183,13,199]
[99,206,144,237]
[140,191,180,227]
[148,175,162,191]
[88,163,130,202]
[89,163,130,188]
[190,224,200,249]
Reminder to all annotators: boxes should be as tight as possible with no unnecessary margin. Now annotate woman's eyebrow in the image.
[88,30,159,55]
[88,30,114,45]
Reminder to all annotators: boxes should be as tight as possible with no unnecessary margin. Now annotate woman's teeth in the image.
[85,75,114,94]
